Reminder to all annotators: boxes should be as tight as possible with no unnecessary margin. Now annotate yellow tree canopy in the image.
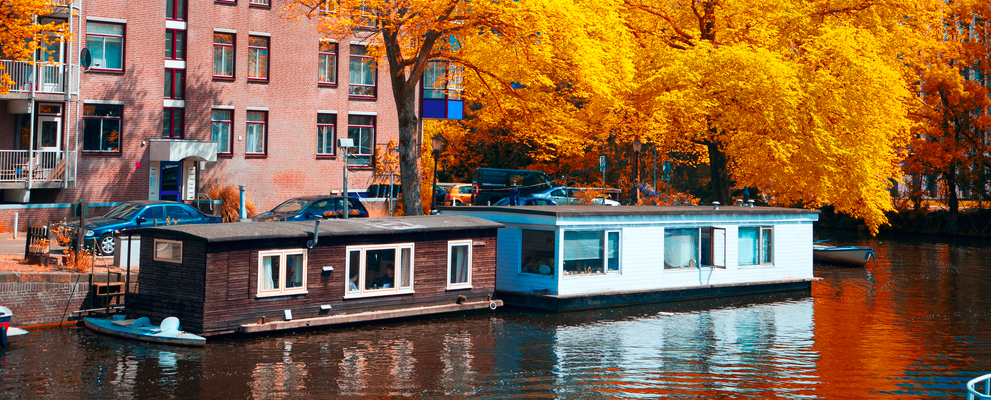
[0,0,70,94]
[625,0,943,234]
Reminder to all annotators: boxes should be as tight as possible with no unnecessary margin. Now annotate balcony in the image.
[1,60,79,99]
[0,150,76,189]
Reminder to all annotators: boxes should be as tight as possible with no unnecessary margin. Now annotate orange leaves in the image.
[1,0,72,94]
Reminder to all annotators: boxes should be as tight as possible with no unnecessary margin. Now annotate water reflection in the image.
[3,232,991,399]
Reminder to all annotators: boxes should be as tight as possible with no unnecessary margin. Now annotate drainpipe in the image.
[239,185,246,220]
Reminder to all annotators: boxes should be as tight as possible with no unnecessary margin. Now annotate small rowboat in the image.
[813,244,875,267]
[84,316,206,347]
[1,306,28,347]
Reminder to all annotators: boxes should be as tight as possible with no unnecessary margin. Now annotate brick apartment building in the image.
[0,0,404,226]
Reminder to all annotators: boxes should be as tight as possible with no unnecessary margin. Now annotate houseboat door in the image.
[160,161,181,201]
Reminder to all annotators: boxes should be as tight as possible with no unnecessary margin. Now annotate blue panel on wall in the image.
[423,100,446,119]
[447,100,463,120]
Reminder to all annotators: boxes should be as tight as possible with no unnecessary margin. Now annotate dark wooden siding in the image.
[193,228,499,334]
[126,233,208,330]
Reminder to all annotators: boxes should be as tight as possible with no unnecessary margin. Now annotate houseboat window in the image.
[739,227,773,265]
[345,244,414,298]
[563,230,622,275]
[153,239,182,263]
[665,228,726,269]
[521,230,555,276]
[448,240,472,289]
[257,250,307,297]
[607,231,620,272]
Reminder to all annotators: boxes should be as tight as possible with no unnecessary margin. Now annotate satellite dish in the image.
[80,48,91,70]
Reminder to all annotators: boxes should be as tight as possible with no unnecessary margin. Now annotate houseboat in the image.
[123,215,503,337]
[440,204,818,311]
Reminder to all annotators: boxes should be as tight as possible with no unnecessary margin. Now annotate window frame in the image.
[738,226,774,266]
[164,68,184,99]
[166,0,186,21]
[248,0,270,7]
[153,239,183,264]
[245,110,268,156]
[344,243,415,299]
[664,227,726,269]
[520,229,556,277]
[318,41,338,86]
[213,32,235,79]
[256,249,308,298]
[348,45,376,98]
[82,104,122,154]
[247,35,270,82]
[346,114,375,166]
[85,22,125,72]
[211,108,233,155]
[165,29,185,60]
[317,113,336,157]
[447,240,473,290]
[162,107,184,139]
[562,230,621,276]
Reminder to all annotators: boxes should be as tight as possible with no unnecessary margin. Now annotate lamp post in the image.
[431,135,444,211]
[338,138,354,219]
[632,138,642,204]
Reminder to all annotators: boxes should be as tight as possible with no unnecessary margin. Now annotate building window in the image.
[739,227,773,266]
[213,32,235,78]
[162,108,184,139]
[521,229,555,276]
[447,240,472,289]
[165,68,184,99]
[257,249,307,297]
[247,35,269,81]
[349,45,375,97]
[346,115,374,166]
[423,61,463,100]
[82,104,121,153]
[345,244,414,298]
[562,230,620,276]
[246,110,267,155]
[212,109,232,155]
[166,0,185,20]
[166,29,185,60]
[153,239,182,263]
[86,22,124,71]
[664,227,726,269]
[317,113,335,156]
[249,0,269,6]
[318,41,337,85]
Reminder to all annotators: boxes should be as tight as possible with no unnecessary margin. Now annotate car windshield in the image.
[270,198,312,214]
[103,204,144,220]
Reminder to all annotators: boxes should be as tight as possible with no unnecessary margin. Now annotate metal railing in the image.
[969,373,991,400]
[1,60,73,95]
[0,150,69,183]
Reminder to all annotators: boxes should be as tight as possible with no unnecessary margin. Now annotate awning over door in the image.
[149,139,218,162]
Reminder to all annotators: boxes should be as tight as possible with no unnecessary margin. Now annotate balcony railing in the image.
[1,60,78,96]
[0,150,73,185]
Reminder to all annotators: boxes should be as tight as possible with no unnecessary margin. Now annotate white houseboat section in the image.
[440,205,819,311]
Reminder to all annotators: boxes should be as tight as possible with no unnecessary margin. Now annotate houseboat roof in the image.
[129,215,504,243]
[438,205,819,217]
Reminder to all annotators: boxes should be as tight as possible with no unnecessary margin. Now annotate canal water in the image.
[2,230,989,399]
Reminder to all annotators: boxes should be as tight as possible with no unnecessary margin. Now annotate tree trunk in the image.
[394,86,423,216]
[707,141,732,205]
[946,164,958,234]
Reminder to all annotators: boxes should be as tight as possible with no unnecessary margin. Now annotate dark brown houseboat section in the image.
[127,215,503,336]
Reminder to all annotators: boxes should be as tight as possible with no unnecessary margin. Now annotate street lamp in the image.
[431,135,444,211]
[338,138,354,219]
[633,138,642,204]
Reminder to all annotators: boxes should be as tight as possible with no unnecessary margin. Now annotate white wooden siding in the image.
[496,226,558,294]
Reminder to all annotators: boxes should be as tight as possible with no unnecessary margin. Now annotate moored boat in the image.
[813,245,875,266]
[83,316,206,347]
[0,306,28,347]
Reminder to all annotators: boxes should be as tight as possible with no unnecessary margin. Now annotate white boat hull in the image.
[813,245,875,266]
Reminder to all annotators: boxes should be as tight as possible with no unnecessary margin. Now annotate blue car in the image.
[75,200,222,256]
[492,197,557,206]
[250,195,369,222]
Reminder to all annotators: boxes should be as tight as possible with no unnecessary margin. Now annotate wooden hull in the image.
[83,318,206,347]
[813,246,875,266]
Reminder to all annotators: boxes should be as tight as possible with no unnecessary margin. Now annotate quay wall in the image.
[0,272,136,327]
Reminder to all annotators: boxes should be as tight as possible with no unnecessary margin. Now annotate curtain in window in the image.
[261,255,276,290]
[286,254,303,288]
[761,228,772,264]
[450,245,469,284]
[212,110,230,153]
[664,229,699,268]
[400,247,411,288]
[563,231,602,261]
[738,228,759,265]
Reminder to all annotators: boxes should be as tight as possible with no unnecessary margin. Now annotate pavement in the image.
[0,233,27,255]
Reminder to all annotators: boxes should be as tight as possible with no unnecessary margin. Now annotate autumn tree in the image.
[283,0,633,215]
[905,1,991,233]
[0,0,69,94]
[623,0,943,234]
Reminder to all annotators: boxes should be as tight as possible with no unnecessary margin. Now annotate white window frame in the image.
[256,249,308,298]
[153,239,182,264]
[447,240,472,290]
[562,230,622,276]
[739,226,774,266]
[344,243,414,299]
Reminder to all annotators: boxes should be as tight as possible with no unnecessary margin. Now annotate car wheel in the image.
[98,233,116,256]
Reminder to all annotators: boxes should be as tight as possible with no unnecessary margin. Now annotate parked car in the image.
[74,200,222,256]
[533,187,621,206]
[250,195,369,222]
[493,197,557,206]
[471,168,556,206]
[444,183,473,206]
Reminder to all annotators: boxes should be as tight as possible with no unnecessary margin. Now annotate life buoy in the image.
[488,301,498,310]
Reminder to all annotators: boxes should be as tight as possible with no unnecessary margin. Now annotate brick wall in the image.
[0,273,90,327]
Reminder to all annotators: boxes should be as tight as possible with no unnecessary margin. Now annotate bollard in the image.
[13,213,18,239]
[239,185,247,221]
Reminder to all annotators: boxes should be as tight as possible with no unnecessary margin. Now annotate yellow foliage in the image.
[203,182,257,222]
[0,0,73,94]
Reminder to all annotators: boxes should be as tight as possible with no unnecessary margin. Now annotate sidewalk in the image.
[0,233,27,255]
